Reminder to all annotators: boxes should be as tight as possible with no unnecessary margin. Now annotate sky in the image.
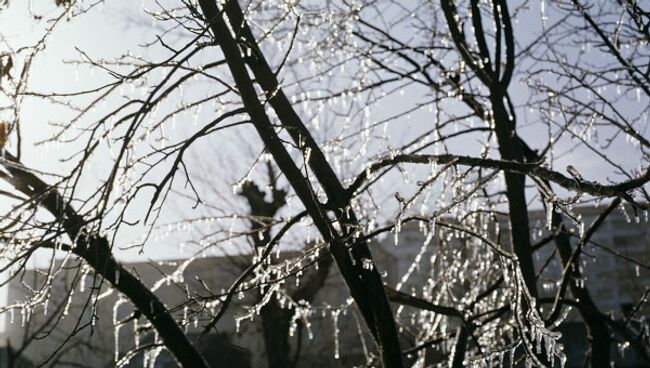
[0,0,648,342]
[0,0,646,268]
[0,2,172,262]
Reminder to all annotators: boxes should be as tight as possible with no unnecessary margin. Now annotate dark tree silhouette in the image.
[0,1,649,367]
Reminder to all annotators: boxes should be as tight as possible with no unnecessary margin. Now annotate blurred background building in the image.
[0,205,648,367]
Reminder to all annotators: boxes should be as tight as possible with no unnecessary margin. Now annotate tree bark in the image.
[490,92,538,298]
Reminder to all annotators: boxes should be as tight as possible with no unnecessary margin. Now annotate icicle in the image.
[578,222,585,238]
[43,296,49,316]
[20,307,26,327]
[146,346,164,368]
[332,309,341,359]
[295,271,302,287]
[114,324,121,362]
[113,298,128,362]
[133,318,140,349]
[618,341,630,358]
[535,327,543,355]
[544,334,553,362]
[348,247,356,266]
[546,204,554,230]
[394,218,402,246]
[79,266,89,292]
[362,258,373,270]
[63,290,74,317]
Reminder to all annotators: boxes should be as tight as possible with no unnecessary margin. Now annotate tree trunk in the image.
[490,92,538,299]
[196,2,403,366]
[260,303,293,368]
